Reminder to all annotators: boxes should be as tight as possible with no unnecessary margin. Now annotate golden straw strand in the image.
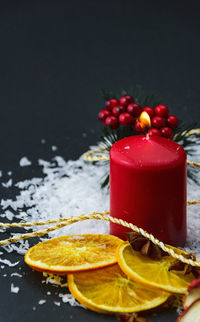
[187,199,200,205]
[0,213,107,228]
[1,211,200,268]
[82,147,109,162]
[185,128,200,136]
[187,161,200,169]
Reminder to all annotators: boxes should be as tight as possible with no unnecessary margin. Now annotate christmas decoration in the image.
[1,86,200,321]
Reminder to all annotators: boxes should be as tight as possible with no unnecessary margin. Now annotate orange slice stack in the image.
[25,233,195,315]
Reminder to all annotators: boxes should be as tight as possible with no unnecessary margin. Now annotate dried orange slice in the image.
[68,264,170,314]
[25,234,122,274]
[117,242,194,294]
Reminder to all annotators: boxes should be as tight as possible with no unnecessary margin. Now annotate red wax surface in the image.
[110,135,187,246]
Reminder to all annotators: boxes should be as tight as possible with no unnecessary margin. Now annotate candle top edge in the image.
[110,135,186,169]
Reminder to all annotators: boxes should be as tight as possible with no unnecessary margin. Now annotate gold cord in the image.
[1,211,200,268]
[82,146,109,161]
[187,161,200,169]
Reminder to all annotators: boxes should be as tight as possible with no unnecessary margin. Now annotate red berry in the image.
[119,113,134,126]
[161,127,174,139]
[119,95,134,107]
[105,98,119,111]
[105,116,118,129]
[167,115,179,128]
[151,116,165,128]
[112,106,121,117]
[98,109,111,123]
[134,120,146,132]
[143,106,154,118]
[155,105,169,117]
[127,103,142,117]
[148,128,161,137]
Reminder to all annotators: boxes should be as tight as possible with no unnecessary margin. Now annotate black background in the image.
[0,0,200,321]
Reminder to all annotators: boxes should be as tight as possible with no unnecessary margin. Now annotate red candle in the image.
[110,135,187,247]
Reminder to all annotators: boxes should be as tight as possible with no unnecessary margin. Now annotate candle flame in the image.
[139,111,151,128]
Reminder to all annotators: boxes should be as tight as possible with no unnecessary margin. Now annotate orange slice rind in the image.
[25,234,123,274]
[68,264,170,314]
[116,242,195,294]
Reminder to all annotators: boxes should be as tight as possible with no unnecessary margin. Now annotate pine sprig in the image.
[100,125,139,150]
[100,85,162,108]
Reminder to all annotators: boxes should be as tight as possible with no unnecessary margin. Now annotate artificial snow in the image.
[1,210,15,221]
[0,259,19,267]
[52,145,57,151]
[58,293,84,307]
[54,301,60,306]
[2,179,12,188]
[11,272,22,278]
[38,300,46,305]
[11,283,19,294]
[19,157,32,167]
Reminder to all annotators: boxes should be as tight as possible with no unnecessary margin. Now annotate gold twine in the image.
[82,146,109,161]
[1,211,200,268]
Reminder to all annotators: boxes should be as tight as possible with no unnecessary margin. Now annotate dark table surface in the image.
[0,1,200,321]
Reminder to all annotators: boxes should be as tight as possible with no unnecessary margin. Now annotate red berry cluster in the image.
[148,105,179,139]
[98,95,179,139]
